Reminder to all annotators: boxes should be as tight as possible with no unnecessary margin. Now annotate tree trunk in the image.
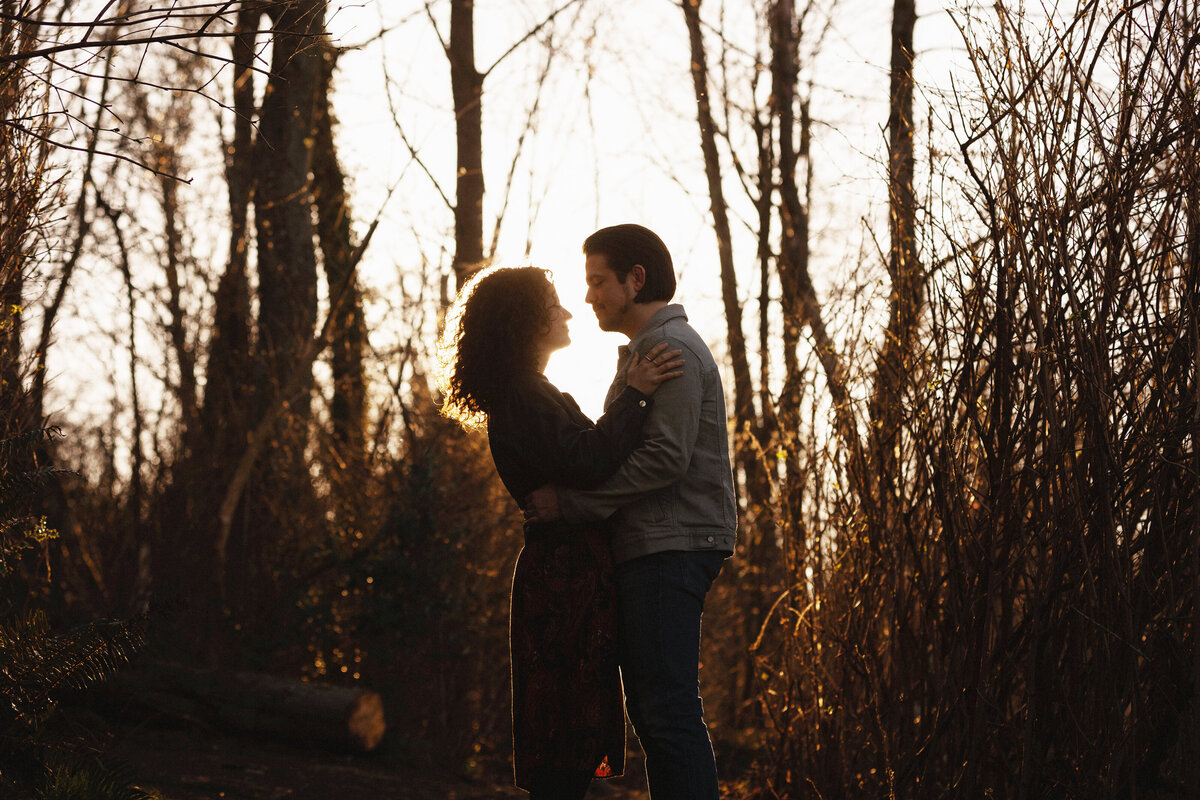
[203,2,257,451]
[681,0,778,724]
[867,0,921,507]
[163,4,261,662]
[111,662,386,753]
[214,0,326,626]
[681,0,760,493]
[449,0,485,289]
[313,42,366,469]
[158,149,198,441]
[771,0,865,497]
[98,194,147,609]
[253,0,323,421]
[28,50,117,427]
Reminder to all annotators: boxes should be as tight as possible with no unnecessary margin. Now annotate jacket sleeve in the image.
[556,339,700,522]
[495,375,652,490]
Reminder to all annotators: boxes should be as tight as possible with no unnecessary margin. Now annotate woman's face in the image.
[537,286,572,358]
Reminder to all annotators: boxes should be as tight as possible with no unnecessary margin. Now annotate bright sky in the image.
[319,0,964,418]
[40,0,969,432]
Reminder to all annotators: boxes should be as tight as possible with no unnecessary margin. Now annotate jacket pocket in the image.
[619,490,672,527]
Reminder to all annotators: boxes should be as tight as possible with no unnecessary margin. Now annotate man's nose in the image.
[585,288,596,304]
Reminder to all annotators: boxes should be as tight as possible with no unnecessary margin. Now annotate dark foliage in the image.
[0,429,151,799]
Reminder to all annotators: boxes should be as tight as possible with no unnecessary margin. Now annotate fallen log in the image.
[109,662,385,753]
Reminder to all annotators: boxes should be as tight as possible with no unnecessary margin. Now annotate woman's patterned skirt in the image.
[509,523,625,789]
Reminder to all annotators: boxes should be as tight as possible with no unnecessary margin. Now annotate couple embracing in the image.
[440,224,736,800]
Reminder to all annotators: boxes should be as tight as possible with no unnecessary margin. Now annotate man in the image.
[526,223,736,800]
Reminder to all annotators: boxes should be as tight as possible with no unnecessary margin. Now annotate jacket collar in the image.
[619,304,687,358]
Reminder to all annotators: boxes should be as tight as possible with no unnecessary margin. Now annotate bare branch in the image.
[487,28,557,260]
[380,43,453,211]
[480,0,585,80]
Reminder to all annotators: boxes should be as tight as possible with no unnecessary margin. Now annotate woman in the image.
[439,266,681,799]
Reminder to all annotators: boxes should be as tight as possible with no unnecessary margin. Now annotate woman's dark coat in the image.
[487,370,650,788]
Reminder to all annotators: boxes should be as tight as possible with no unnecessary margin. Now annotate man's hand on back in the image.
[523,485,563,524]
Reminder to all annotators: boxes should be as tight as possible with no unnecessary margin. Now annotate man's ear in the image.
[630,264,647,292]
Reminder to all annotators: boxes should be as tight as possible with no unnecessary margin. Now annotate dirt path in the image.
[100,712,651,800]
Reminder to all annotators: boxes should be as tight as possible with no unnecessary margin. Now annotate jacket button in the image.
[638,400,647,407]
[706,536,714,543]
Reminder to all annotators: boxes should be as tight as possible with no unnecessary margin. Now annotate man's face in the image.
[584,253,638,333]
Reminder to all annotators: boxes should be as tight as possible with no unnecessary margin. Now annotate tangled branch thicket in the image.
[754,3,1199,797]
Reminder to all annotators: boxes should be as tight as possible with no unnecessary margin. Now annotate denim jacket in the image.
[558,305,737,563]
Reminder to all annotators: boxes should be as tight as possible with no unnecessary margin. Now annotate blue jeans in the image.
[615,550,725,800]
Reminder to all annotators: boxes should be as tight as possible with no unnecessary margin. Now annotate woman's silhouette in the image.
[439,266,680,799]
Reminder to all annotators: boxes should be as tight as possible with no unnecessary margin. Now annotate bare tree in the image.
[752,1,1200,796]
[448,0,485,288]
[866,0,921,513]
[680,0,784,726]
[403,0,586,293]
[313,43,367,473]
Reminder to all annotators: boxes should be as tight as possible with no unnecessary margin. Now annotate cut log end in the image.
[348,690,386,752]
[111,662,388,754]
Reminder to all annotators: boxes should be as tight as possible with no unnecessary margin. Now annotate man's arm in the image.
[554,340,701,523]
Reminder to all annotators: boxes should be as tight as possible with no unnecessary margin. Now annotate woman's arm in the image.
[501,377,647,490]
[494,345,681,490]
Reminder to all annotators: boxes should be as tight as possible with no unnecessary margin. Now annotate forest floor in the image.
[86,705,653,800]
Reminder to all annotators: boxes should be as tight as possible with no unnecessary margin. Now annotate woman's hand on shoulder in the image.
[626,342,684,395]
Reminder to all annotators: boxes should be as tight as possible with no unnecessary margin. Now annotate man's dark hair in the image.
[582,224,676,303]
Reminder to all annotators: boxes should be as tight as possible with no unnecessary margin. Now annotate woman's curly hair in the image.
[438,266,555,429]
